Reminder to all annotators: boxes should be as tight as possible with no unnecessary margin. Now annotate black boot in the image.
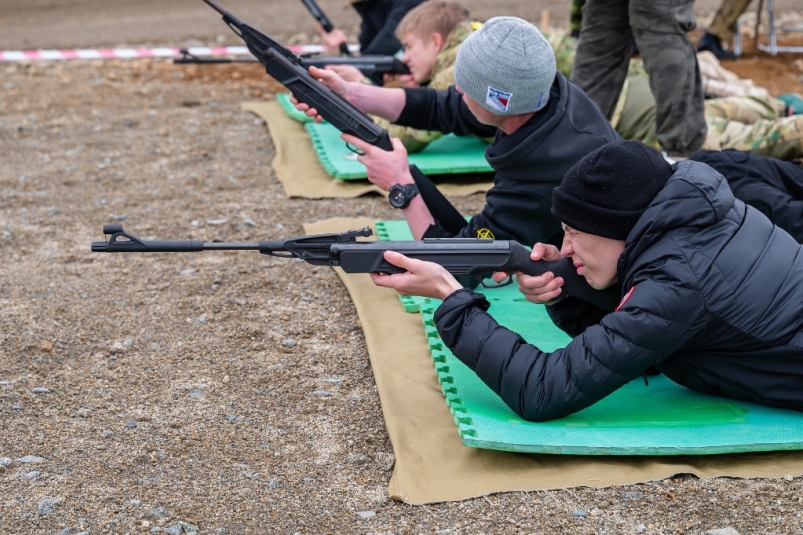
[697,33,738,60]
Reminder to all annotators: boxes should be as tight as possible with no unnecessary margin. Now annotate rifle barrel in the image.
[202,242,262,250]
[202,0,226,16]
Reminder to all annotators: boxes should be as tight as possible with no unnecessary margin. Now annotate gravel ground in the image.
[2,3,803,534]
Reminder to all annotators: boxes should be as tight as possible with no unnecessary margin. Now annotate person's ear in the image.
[431,32,445,52]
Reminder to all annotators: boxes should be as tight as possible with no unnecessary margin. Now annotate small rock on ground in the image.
[374,451,395,471]
[38,498,55,515]
[15,455,44,463]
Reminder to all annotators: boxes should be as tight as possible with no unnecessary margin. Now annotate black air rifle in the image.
[91,225,621,312]
[173,48,410,86]
[201,0,468,235]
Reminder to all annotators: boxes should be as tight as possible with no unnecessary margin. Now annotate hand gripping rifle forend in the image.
[92,226,621,311]
[299,0,352,56]
[201,0,468,236]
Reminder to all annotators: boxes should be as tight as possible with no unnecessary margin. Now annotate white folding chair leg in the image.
[755,0,803,55]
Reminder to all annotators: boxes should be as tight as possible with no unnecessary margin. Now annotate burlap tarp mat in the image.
[243,101,493,199]
[304,216,803,505]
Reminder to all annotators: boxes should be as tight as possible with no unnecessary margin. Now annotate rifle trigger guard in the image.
[479,274,513,289]
[346,142,364,156]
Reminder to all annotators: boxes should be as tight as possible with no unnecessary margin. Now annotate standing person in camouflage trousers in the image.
[570,0,707,158]
[547,29,803,160]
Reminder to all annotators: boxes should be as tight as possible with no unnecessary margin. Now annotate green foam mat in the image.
[276,92,313,123]
[306,122,493,179]
[274,93,493,180]
[374,219,803,455]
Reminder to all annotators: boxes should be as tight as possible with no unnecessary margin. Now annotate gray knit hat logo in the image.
[454,16,556,116]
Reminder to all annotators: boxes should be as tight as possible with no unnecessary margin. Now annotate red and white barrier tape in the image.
[0,44,342,62]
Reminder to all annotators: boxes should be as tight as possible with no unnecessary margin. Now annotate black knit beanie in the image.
[551,141,673,240]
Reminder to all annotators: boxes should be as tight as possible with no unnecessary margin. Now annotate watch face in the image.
[389,187,406,208]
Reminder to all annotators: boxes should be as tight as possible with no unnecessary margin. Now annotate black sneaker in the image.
[697,33,738,60]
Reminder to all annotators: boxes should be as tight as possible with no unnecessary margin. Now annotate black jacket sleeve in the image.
[359,0,424,55]
[434,273,707,421]
[396,86,498,138]
[545,296,610,337]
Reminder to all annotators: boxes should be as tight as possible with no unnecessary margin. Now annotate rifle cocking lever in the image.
[337,227,373,242]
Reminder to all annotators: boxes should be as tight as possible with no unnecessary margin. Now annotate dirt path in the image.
[2,0,799,49]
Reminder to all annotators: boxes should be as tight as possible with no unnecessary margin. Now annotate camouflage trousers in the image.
[708,0,751,42]
[571,0,707,156]
[704,95,803,161]
[617,76,803,161]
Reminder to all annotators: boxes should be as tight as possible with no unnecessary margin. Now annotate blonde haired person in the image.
[330,1,477,152]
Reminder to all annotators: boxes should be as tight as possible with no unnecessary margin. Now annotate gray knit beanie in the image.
[454,16,556,116]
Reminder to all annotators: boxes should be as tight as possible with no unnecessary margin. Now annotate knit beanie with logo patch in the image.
[454,16,556,116]
[551,141,674,241]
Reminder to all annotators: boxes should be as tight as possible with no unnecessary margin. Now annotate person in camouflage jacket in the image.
[547,29,803,160]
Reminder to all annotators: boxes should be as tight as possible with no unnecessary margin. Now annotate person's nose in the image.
[560,237,573,257]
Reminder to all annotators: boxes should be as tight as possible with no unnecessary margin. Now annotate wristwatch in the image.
[388,183,420,209]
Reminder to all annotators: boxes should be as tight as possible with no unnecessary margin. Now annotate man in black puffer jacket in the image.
[297,16,620,247]
[371,141,803,421]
